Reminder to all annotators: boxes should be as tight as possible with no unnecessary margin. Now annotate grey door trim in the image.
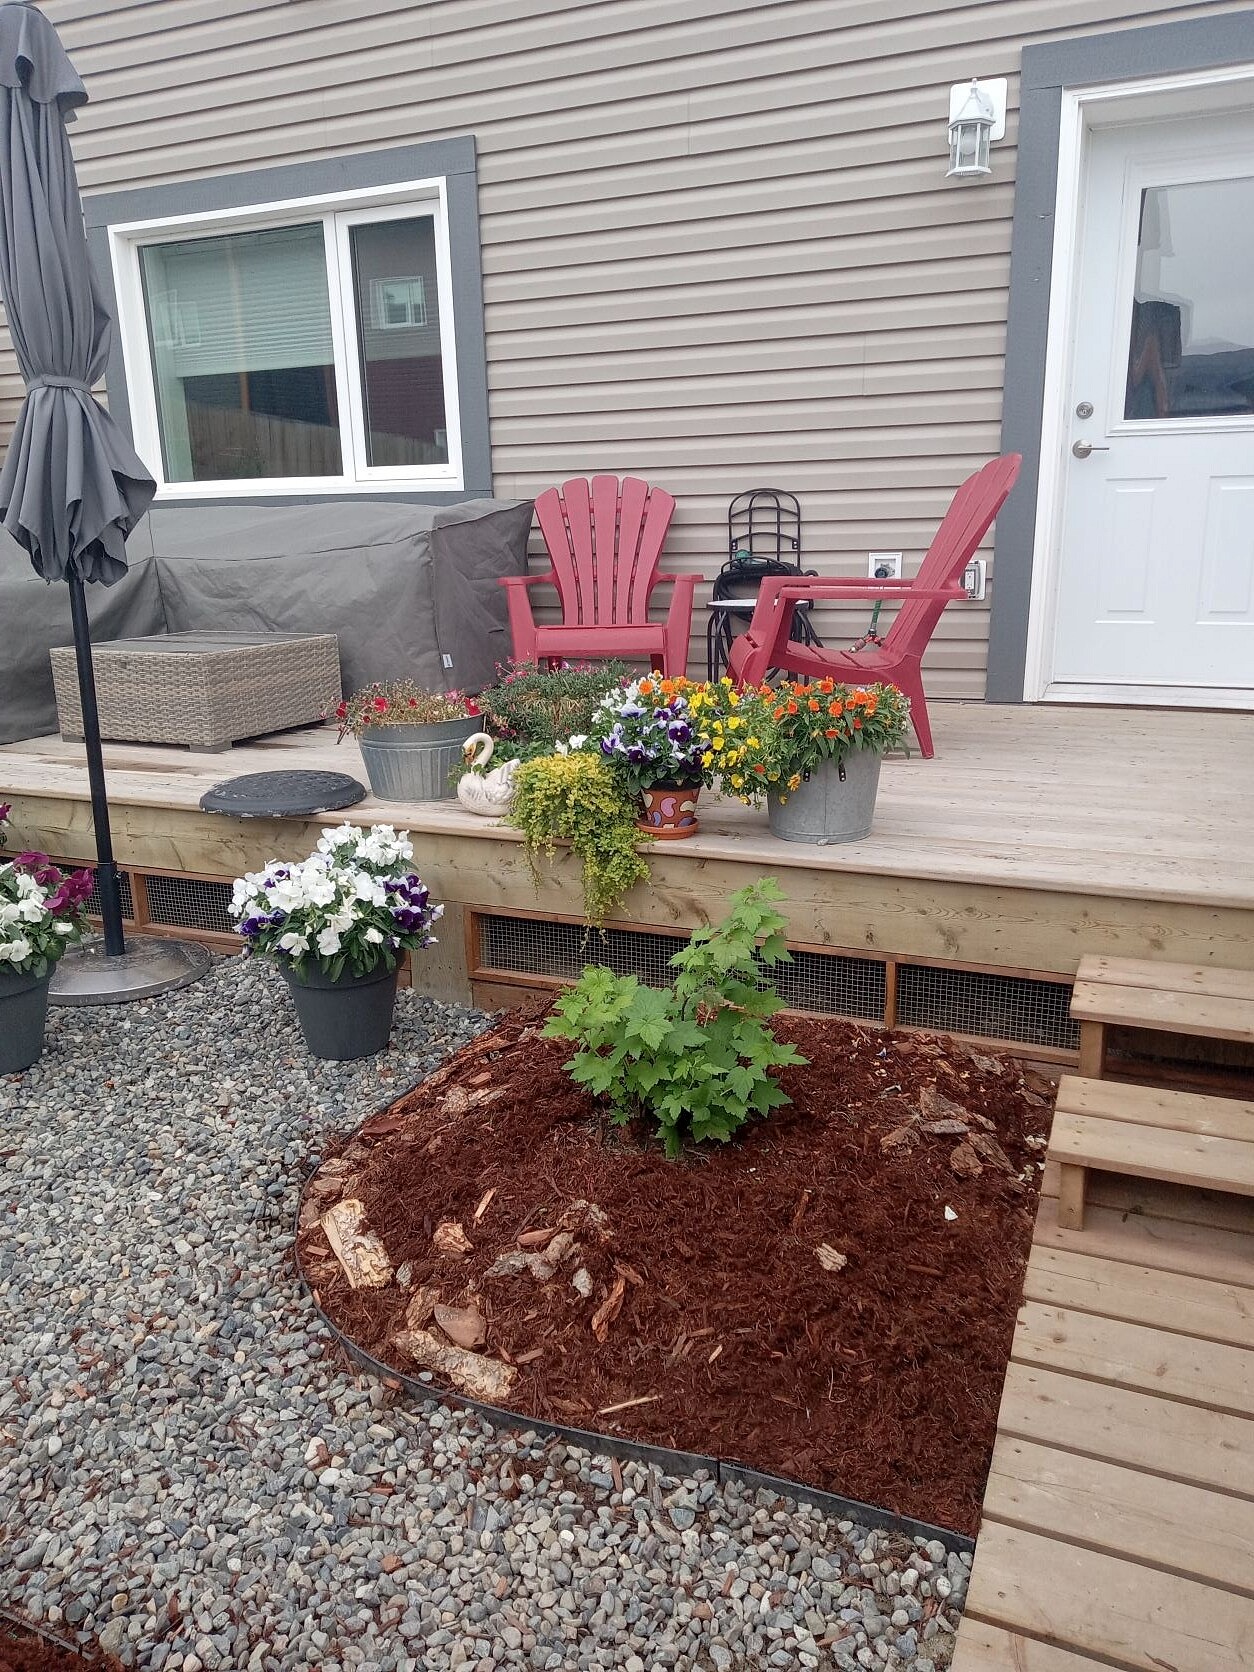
[83,136,492,507]
[987,11,1254,701]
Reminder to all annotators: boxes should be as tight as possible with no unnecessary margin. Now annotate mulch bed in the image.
[0,1625,115,1672]
[299,1008,1054,1536]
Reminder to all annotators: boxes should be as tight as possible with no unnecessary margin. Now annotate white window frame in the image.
[108,176,464,498]
[369,275,427,330]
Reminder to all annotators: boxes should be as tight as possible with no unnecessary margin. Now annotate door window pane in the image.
[140,224,342,481]
[1125,178,1254,420]
[349,217,449,468]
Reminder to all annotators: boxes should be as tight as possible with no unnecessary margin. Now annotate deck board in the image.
[2,702,1252,909]
[956,1101,1254,1671]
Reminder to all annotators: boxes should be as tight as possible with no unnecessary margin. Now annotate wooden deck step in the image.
[950,1620,1108,1669]
[995,1362,1254,1500]
[984,1434,1254,1594]
[1012,1301,1254,1418]
[963,1523,1254,1670]
[1022,1245,1254,1348]
[1048,1075,1254,1230]
[1070,954,1254,1076]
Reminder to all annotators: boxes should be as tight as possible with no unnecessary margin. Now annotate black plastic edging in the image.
[297,1181,974,1556]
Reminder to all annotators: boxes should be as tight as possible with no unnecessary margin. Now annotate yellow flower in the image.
[788,772,802,791]
[711,737,725,752]
[730,773,744,788]
[727,690,740,707]
[727,715,742,730]
[747,735,760,748]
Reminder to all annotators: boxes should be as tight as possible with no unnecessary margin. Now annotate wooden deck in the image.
[951,1162,1254,1670]
[2,701,1252,1010]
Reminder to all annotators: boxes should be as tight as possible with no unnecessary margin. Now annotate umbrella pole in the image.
[67,572,126,957]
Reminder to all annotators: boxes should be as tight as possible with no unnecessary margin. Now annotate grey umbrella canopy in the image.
[0,2,154,582]
[0,2,154,964]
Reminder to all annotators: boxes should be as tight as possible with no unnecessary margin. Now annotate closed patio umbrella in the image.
[0,2,206,1001]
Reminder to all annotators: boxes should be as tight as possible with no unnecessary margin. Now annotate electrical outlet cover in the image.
[868,551,903,580]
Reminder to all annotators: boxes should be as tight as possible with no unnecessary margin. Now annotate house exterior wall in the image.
[5,0,1252,694]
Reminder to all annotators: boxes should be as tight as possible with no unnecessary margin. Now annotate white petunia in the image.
[316,927,342,956]
[364,927,384,944]
[278,932,309,955]
[0,937,32,964]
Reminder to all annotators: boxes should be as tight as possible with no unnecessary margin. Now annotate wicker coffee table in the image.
[50,631,341,753]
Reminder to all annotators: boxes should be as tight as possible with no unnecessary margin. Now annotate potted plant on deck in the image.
[590,675,710,837]
[732,679,911,844]
[335,682,480,802]
[0,805,93,1074]
[231,823,443,1060]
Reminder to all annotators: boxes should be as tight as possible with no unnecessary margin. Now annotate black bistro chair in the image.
[705,488,823,681]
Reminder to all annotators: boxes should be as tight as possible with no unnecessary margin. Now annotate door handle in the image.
[1072,439,1111,459]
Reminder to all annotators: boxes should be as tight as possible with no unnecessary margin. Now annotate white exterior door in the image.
[1047,111,1254,704]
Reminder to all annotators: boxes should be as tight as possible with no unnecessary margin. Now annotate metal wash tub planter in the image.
[767,748,883,844]
[357,716,479,802]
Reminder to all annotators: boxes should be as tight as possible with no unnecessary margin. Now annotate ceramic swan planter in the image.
[456,733,520,817]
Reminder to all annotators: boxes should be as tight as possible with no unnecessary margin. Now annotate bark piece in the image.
[880,1124,916,1152]
[949,1141,984,1179]
[434,1303,486,1350]
[591,1274,627,1342]
[970,1131,1015,1175]
[403,1287,440,1331]
[921,1119,969,1137]
[816,1244,848,1273]
[320,1199,393,1289]
[919,1086,971,1124]
[433,1220,472,1259]
[399,1329,515,1403]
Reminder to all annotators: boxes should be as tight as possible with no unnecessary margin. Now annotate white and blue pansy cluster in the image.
[590,680,705,792]
[230,823,443,977]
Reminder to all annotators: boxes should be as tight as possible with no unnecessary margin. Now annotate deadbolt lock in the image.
[1075,401,1094,419]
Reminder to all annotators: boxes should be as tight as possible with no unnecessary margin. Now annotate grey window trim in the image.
[84,136,491,508]
[987,12,1254,701]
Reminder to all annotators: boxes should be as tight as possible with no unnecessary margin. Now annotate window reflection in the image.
[1125,178,1254,420]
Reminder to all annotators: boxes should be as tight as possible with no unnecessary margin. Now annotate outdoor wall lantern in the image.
[947,78,1007,178]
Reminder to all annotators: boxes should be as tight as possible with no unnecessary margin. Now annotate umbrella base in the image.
[49,934,212,1006]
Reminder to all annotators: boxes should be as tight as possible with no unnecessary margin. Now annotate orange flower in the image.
[824,728,838,738]
[853,718,863,729]
[639,679,655,696]
[773,706,785,721]
[818,677,835,694]
[807,698,821,712]
[753,763,765,775]
[829,701,844,718]
[786,700,799,715]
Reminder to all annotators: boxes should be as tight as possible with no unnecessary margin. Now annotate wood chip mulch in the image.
[298,1007,1054,1536]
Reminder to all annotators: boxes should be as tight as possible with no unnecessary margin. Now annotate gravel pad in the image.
[0,960,968,1671]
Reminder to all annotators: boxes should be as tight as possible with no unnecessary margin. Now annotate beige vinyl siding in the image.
[8,0,1252,692]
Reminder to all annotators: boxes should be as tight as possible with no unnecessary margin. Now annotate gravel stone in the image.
[0,959,966,1668]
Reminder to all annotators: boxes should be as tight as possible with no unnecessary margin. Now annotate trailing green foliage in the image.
[509,752,650,925]
[543,879,806,1157]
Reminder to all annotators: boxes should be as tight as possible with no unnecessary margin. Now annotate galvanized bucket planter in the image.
[767,749,883,844]
[357,716,479,802]
[0,966,53,1074]
[281,961,399,1060]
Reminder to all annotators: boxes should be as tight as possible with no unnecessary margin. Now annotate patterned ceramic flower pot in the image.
[281,961,399,1060]
[767,749,882,844]
[0,966,52,1074]
[636,785,701,839]
[358,716,479,803]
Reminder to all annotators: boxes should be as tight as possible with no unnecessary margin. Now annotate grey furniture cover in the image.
[0,497,532,744]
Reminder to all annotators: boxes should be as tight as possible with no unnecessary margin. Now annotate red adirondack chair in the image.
[500,475,698,675]
[726,454,1021,757]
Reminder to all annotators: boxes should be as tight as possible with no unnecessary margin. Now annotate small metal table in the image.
[200,769,366,819]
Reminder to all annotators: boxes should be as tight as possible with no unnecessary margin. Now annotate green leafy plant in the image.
[543,879,806,1157]
[476,660,630,753]
[509,752,650,924]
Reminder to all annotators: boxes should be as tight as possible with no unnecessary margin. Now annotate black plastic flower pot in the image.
[0,967,52,1074]
[280,961,399,1061]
